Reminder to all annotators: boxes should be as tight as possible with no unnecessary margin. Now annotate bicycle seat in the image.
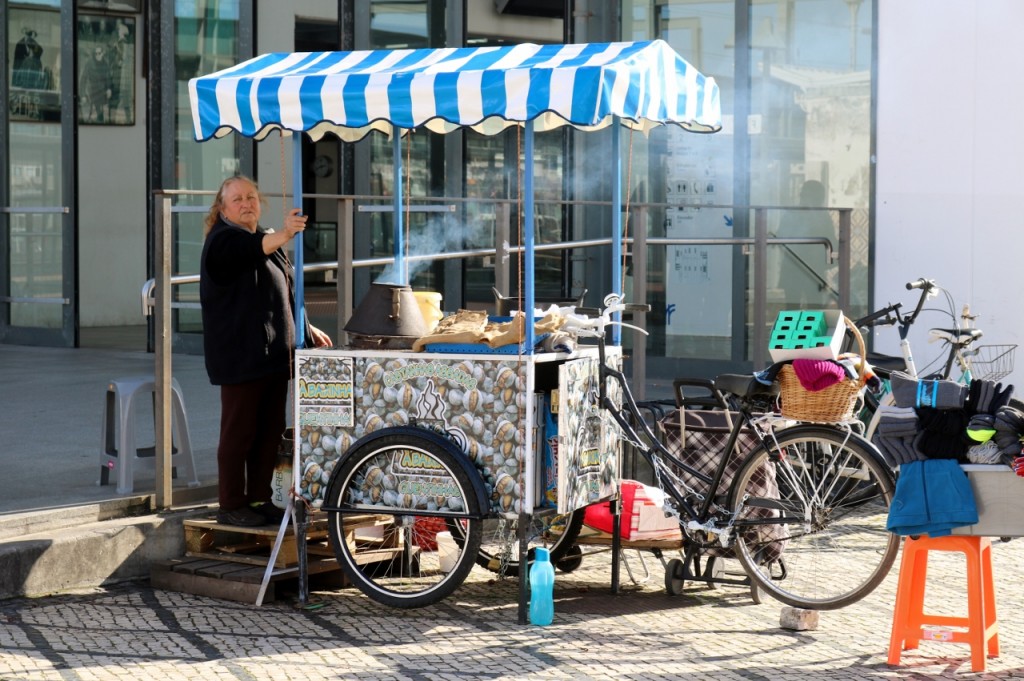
[866,351,906,372]
[715,373,779,399]
[928,327,983,345]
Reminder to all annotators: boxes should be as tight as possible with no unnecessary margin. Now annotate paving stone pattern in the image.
[4,541,1024,680]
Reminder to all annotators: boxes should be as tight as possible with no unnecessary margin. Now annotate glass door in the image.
[1,1,75,346]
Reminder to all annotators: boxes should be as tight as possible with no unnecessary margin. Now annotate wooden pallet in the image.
[182,514,332,568]
[151,512,405,603]
[150,554,342,604]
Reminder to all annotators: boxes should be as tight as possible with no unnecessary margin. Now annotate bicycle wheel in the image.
[448,508,585,578]
[324,429,485,608]
[728,425,898,610]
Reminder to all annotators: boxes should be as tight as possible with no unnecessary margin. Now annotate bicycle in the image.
[565,293,899,610]
[853,278,1017,441]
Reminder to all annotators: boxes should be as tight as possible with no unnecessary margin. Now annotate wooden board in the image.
[574,526,685,550]
[150,554,344,604]
[183,514,330,568]
[154,512,404,603]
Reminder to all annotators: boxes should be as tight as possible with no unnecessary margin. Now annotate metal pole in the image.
[155,195,173,509]
[338,198,354,342]
[632,206,648,401]
[753,208,768,368]
[611,120,622,345]
[393,131,405,283]
[523,120,535,351]
[837,208,852,313]
[292,135,306,347]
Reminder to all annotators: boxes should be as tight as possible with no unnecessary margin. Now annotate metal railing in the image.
[143,189,852,507]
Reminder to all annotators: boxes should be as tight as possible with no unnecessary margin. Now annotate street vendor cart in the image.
[188,39,721,620]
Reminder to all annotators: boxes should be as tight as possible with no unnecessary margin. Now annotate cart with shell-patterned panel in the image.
[187,40,721,620]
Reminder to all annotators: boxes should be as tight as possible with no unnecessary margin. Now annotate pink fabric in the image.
[791,359,847,392]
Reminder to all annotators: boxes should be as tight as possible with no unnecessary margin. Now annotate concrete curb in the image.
[0,504,214,600]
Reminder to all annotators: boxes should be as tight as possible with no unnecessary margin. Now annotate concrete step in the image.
[0,488,220,600]
[0,484,218,539]
[0,496,154,541]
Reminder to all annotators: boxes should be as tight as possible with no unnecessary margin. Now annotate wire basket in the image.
[968,344,1017,382]
[777,316,867,423]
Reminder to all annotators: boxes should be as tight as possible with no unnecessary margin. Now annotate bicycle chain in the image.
[496,517,515,580]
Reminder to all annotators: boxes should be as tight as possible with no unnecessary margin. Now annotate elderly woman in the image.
[200,175,331,527]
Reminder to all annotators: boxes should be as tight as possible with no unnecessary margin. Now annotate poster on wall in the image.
[8,8,60,122]
[664,128,735,338]
[77,15,135,125]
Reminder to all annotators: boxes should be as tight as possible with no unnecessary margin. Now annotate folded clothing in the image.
[913,407,970,461]
[791,358,848,392]
[968,440,1002,464]
[873,405,924,467]
[886,459,978,537]
[890,371,967,409]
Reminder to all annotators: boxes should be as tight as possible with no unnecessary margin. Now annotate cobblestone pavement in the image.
[3,539,1024,680]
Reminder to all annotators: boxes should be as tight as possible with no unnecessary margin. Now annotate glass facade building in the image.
[1,0,875,393]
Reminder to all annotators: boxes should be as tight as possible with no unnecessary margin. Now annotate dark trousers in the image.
[218,374,289,510]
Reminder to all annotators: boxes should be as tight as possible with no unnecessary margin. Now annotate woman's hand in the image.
[283,208,307,238]
[262,208,307,255]
[309,324,332,348]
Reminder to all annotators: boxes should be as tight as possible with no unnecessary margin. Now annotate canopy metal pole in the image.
[393,131,406,283]
[611,118,622,345]
[292,134,306,347]
[289,132,312,607]
[523,120,535,351]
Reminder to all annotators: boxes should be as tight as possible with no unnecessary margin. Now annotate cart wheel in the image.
[556,544,584,573]
[749,582,763,605]
[323,428,486,609]
[705,556,725,590]
[665,558,686,595]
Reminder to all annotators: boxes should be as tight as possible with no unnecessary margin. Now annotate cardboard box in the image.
[583,480,682,542]
[768,309,846,362]
[952,464,1024,537]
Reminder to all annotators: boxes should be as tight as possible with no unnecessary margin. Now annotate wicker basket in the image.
[777,316,867,423]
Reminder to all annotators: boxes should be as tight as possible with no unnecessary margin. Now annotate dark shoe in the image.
[252,502,285,524]
[216,506,266,527]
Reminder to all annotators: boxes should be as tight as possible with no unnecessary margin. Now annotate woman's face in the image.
[220,179,261,231]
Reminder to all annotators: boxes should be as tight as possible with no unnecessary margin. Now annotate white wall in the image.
[876,0,1024,388]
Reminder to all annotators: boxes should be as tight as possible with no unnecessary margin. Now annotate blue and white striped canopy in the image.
[189,40,720,142]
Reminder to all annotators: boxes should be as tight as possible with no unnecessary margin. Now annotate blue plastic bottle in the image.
[529,547,555,626]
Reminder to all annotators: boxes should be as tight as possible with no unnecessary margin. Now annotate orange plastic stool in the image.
[888,535,999,672]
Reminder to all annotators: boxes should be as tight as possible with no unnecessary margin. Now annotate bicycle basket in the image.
[777,316,867,423]
[969,344,1017,382]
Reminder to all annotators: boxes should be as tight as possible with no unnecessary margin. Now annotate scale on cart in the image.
[188,40,721,620]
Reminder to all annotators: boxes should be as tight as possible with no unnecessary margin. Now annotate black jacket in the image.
[200,216,296,385]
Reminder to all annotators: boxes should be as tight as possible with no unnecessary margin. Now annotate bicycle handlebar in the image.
[567,295,651,337]
[854,278,938,337]
[853,303,902,329]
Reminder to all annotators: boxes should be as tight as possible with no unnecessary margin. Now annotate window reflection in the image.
[173,0,242,334]
[623,0,872,368]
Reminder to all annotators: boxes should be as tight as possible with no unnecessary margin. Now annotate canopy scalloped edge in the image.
[200,111,720,143]
[189,40,722,143]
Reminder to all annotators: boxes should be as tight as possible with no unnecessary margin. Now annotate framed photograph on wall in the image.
[77,14,135,125]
